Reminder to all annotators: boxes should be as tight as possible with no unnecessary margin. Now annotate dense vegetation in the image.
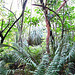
[0,0,75,75]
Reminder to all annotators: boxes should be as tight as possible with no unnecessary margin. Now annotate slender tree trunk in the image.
[44,10,50,54]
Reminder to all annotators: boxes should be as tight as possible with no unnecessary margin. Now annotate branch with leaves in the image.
[0,0,27,44]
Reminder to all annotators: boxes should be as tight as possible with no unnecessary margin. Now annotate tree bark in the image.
[44,10,50,54]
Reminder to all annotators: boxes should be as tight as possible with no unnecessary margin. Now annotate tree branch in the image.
[1,0,27,43]
[2,19,10,33]
[3,6,17,19]
[1,19,4,30]
[32,4,63,27]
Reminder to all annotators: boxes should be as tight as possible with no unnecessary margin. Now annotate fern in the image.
[34,54,49,75]
[33,35,75,75]
[46,36,75,75]
[0,34,75,75]
[12,43,37,67]
[0,43,37,75]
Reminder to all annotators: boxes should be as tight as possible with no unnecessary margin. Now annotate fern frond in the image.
[34,54,49,75]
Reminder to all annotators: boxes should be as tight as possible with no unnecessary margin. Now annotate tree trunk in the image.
[44,10,50,54]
